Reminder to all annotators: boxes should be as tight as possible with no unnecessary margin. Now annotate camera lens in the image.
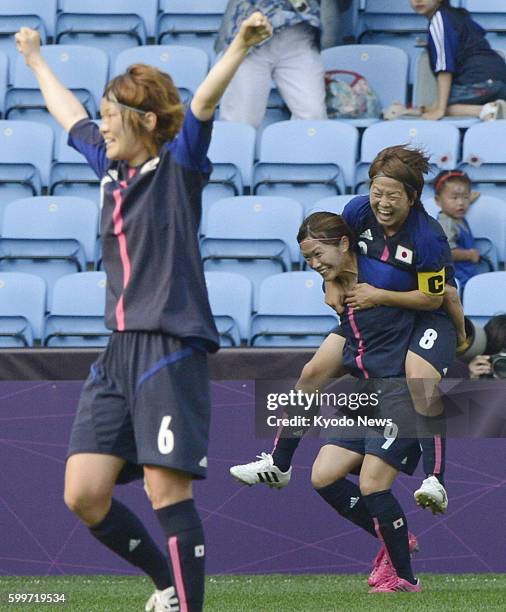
[491,353,506,379]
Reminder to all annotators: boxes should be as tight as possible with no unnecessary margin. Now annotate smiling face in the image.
[369,176,415,235]
[99,99,153,167]
[410,0,442,18]
[300,238,349,281]
[436,180,471,219]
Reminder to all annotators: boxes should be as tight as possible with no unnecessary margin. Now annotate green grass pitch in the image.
[1,574,505,611]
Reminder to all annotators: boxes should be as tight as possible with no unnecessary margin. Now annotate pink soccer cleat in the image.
[369,576,421,593]
[368,532,419,587]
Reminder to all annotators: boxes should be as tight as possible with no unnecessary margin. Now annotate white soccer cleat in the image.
[414,476,448,514]
[229,452,292,489]
[145,586,179,612]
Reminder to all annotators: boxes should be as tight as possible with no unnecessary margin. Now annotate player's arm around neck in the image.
[191,12,273,121]
[15,28,88,132]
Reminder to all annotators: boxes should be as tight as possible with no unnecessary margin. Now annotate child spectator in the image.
[411,0,506,120]
[434,170,480,290]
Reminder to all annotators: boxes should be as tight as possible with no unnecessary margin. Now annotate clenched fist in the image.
[15,27,42,65]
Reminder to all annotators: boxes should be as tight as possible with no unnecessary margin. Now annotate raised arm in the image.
[15,28,88,132]
[190,12,272,121]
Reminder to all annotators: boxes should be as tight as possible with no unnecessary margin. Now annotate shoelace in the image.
[244,452,271,468]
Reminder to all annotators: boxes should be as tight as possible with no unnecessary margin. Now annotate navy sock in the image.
[316,478,376,537]
[89,499,171,590]
[362,490,415,584]
[416,413,446,483]
[156,499,205,612]
[272,437,302,472]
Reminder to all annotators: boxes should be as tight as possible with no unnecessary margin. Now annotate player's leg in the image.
[311,443,377,537]
[407,312,456,513]
[230,333,345,487]
[360,454,420,592]
[64,453,175,605]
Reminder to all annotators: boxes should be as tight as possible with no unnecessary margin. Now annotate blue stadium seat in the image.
[0,0,57,79]
[0,272,46,346]
[157,0,228,61]
[0,196,98,305]
[0,121,54,229]
[113,46,209,105]
[424,194,506,266]
[356,120,461,192]
[253,121,359,215]
[205,271,253,346]
[463,272,506,326]
[358,0,428,36]
[50,129,100,206]
[6,45,108,128]
[203,121,256,230]
[321,45,409,127]
[200,196,303,307]
[56,0,158,61]
[0,51,8,117]
[460,122,506,197]
[306,195,356,216]
[43,271,110,347]
[250,272,337,347]
[462,1,506,32]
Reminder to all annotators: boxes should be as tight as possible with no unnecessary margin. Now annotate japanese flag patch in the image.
[394,245,413,264]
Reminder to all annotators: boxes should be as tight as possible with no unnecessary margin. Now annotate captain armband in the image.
[417,268,446,296]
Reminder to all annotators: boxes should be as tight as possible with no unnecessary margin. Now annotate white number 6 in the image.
[157,415,174,454]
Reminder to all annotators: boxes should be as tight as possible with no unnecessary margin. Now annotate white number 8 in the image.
[157,415,174,454]
[419,328,438,350]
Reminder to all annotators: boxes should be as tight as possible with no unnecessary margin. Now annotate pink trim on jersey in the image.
[168,536,188,612]
[380,244,390,262]
[112,184,132,331]
[433,434,442,474]
[347,307,369,379]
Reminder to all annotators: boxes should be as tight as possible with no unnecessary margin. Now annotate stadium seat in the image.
[253,121,359,215]
[50,129,100,206]
[424,194,506,266]
[200,196,303,307]
[203,121,256,230]
[461,1,506,32]
[113,46,209,105]
[0,196,98,306]
[460,122,506,198]
[0,272,46,346]
[463,272,506,326]
[6,46,108,128]
[0,0,57,78]
[306,195,356,216]
[0,51,7,117]
[358,0,428,36]
[250,272,337,347]
[205,271,253,346]
[321,45,409,126]
[56,0,158,61]
[157,0,228,61]
[43,271,110,347]
[356,120,460,192]
[0,121,54,229]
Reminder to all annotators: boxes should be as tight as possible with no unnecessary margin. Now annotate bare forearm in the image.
[443,284,466,343]
[375,288,443,310]
[435,71,453,112]
[27,55,87,131]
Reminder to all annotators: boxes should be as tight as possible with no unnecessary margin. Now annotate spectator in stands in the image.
[434,170,480,291]
[320,0,353,48]
[469,315,506,379]
[411,0,506,120]
[216,1,327,128]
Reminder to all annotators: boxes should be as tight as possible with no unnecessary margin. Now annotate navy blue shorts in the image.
[68,332,211,483]
[448,79,506,105]
[326,379,421,475]
[409,311,457,377]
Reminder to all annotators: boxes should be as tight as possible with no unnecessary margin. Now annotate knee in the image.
[300,359,324,386]
[311,462,343,490]
[359,475,384,497]
[64,486,111,526]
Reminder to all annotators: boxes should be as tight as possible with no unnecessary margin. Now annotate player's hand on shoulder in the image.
[238,12,273,49]
[345,283,379,310]
[15,27,42,65]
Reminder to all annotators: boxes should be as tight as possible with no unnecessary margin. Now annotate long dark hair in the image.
[297,212,356,249]
[439,0,471,17]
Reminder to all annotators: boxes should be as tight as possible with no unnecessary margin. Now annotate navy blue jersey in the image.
[68,107,219,352]
[342,195,455,295]
[428,7,506,85]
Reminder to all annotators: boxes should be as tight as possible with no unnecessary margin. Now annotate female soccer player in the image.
[16,14,272,612]
[232,146,462,515]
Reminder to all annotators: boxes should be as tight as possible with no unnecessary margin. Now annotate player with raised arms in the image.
[16,13,272,612]
[232,146,465,514]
